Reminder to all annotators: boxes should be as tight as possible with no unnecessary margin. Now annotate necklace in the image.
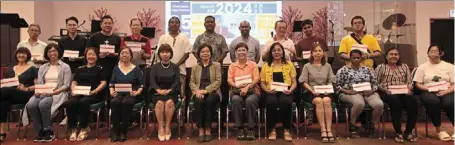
[161,62,170,68]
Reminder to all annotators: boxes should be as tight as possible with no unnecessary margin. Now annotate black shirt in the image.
[73,65,106,91]
[86,32,121,78]
[149,62,180,93]
[199,62,212,89]
[58,35,87,72]
[109,66,144,91]
[5,66,38,87]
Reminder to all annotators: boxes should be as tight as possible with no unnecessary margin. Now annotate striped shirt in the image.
[374,63,412,90]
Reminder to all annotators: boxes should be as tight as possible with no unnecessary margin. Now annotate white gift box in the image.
[234,75,252,86]
[271,82,289,92]
[100,45,115,53]
[352,82,372,92]
[314,85,334,94]
[388,85,409,94]
[73,86,91,95]
[126,43,142,53]
[35,84,55,93]
[63,50,79,58]
[302,51,311,59]
[426,81,449,92]
[0,77,19,88]
[351,44,369,54]
[115,84,132,92]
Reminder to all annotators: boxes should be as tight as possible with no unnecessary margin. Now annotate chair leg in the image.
[226,108,229,139]
[139,108,144,139]
[7,112,11,132]
[303,109,307,139]
[186,107,190,140]
[218,108,221,140]
[146,109,150,140]
[17,109,23,141]
[425,113,428,138]
[335,109,339,139]
[264,109,267,138]
[95,109,100,140]
[257,109,261,139]
[295,107,299,139]
[345,109,350,139]
[108,109,111,131]
[178,108,181,140]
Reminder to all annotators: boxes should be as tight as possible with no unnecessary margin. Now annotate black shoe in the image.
[33,131,43,142]
[110,132,119,142]
[204,134,213,142]
[42,130,55,142]
[349,123,360,138]
[197,135,205,143]
[246,130,256,141]
[236,129,246,140]
[119,133,127,142]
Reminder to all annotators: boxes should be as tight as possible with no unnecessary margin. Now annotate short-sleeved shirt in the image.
[335,66,378,94]
[192,32,229,62]
[149,62,180,92]
[87,32,121,77]
[5,66,38,87]
[338,34,381,68]
[375,64,411,89]
[157,33,191,75]
[73,65,106,91]
[17,39,47,67]
[228,60,259,84]
[229,36,260,63]
[298,63,335,90]
[413,61,454,85]
[262,37,296,60]
[121,35,152,66]
[109,65,144,91]
[58,35,87,72]
[260,61,296,89]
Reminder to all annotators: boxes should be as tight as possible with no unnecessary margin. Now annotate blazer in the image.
[189,61,222,102]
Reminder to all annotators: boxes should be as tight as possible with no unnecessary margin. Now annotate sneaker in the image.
[246,130,256,141]
[236,129,245,140]
[42,130,55,142]
[33,131,43,142]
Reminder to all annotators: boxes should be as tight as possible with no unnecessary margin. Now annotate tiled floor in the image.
[1,122,453,145]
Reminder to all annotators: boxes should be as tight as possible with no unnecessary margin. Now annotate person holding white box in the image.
[109,48,144,142]
[260,42,297,142]
[0,48,38,143]
[335,49,383,138]
[120,18,152,67]
[298,43,336,142]
[227,43,260,141]
[25,43,72,142]
[66,47,107,141]
[413,44,454,141]
[375,47,417,142]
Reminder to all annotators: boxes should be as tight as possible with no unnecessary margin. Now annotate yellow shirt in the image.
[338,34,381,68]
[260,61,296,89]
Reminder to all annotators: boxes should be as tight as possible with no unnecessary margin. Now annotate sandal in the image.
[404,134,417,142]
[321,131,329,143]
[76,128,90,141]
[438,131,451,141]
[327,131,336,143]
[69,129,77,141]
[394,134,404,143]
[284,130,292,142]
[268,131,277,141]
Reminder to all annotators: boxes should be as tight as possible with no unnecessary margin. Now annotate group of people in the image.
[0,14,453,144]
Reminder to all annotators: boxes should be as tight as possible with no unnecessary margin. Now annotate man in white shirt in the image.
[17,23,47,66]
[261,20,296,62]
[156,16,191,99]
[229,21,261,63]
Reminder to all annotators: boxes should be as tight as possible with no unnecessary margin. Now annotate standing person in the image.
[295,19,329,68]
[229,21,261,63]
[0,48,38,143]
[120,18,152,68]
[261,42,297,142]
[17,24,47,67]
[25,43,72,142]
[413,44,454,141]
[109,48,144,142]
[227,43,260,141]
[87,15,121,81]
[262,20,296,62]
[298,43,336,142]
[338,16,382,69]
[66,47,107,141]
[149,44,180,141]
[375,47,417,142]
[190,44,222,143]
[192,15,229,64]
[58,16,87,72]
[156,16,191,99]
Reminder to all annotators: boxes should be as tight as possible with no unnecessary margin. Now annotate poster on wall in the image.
[165,1,282,44]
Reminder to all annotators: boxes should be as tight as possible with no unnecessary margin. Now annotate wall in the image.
[416,1,454,64]
[1,1,35,41]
